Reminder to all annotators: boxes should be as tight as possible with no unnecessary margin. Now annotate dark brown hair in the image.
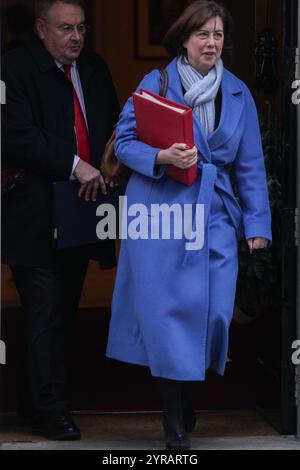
[163,0,233,60]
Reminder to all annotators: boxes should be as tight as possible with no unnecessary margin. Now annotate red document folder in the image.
[133,89,197,185]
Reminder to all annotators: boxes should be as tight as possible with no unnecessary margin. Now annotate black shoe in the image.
[163,415,190,450]
[42,413,81,441]
[159,378,191,450]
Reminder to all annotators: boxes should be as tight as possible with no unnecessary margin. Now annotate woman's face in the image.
[183,16,224,75]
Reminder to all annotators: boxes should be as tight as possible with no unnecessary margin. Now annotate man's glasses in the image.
[57,24,89,35]
[41,19,89,36]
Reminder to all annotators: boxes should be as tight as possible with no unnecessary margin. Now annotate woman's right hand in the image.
[156,144,198,169]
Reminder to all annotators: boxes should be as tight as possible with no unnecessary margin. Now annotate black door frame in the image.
[281,0,298,435]
[295,0,300,438]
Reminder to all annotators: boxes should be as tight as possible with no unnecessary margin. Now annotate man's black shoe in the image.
[42,413,81,441]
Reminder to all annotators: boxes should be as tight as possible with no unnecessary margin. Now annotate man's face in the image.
[36,1,85,64]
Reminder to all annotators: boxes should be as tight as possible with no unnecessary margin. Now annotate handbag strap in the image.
[159,69,168,97]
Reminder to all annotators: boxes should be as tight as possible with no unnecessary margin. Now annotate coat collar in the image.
[26,38,99,165]
[208,69,244,151]
[26,37,96,82]
[165,59,244,161]
[26,37,57,72]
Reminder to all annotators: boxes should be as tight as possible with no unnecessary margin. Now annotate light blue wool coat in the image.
[106,58,272,381]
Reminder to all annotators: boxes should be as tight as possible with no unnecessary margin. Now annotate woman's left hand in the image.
[247,237,269,254]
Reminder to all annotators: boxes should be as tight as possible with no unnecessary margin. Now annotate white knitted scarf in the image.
[177,56,224,136]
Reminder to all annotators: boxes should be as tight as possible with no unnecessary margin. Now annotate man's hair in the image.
[35,0,85,19]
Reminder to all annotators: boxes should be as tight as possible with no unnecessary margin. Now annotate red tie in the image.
[65,64,91,163]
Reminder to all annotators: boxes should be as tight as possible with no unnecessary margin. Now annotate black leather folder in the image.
[53,180,125,249]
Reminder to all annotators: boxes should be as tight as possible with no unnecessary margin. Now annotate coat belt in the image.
[182,162,218,266]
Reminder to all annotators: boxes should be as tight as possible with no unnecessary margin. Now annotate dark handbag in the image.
[100,70,169,185]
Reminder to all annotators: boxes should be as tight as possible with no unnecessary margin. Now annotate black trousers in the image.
[11,255,89,418]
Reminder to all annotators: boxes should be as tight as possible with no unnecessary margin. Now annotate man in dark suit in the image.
[1,0,120,440]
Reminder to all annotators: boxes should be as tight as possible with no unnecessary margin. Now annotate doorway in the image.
[0,0,299,437]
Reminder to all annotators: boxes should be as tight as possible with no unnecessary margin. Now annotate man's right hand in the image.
[73,159,107,201]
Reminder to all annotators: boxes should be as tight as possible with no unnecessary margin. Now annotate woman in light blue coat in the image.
[106,0,272,450]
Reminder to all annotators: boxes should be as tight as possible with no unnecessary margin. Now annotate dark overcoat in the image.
[2,39,120,266]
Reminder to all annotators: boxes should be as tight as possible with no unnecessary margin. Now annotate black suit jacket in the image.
[1,39,120,266]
